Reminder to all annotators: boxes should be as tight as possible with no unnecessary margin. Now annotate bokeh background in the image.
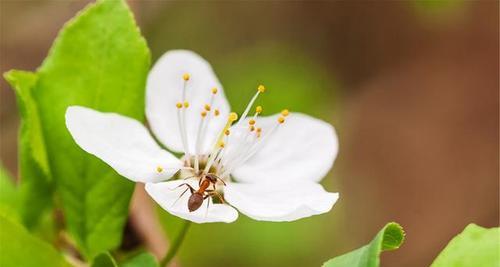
[1,1,498,267]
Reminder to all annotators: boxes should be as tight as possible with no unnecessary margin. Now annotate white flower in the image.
[65,50,339,224]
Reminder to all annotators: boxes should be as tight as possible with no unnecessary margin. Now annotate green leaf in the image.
[121,252,158,267]
[323,222,405,267]
[0,214,71,267]
[431,224,500,267]
[5,0,150,259]
[92,252,117,267]
[0,164,20,221]
[4,70,54,228]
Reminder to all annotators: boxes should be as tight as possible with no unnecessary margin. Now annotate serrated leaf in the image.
[431,224,499,267]
[4,70,54,228]
[92,252,117,267]
[0,214,71,267]
[6,0,150,259]
[323,222,405,267]
[121,252,159,267]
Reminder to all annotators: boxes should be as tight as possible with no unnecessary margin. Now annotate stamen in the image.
[249,119,256,125]
[281,109,289,117]
[203,112,238,174]
[156,166,163,173]
[214,109,220,116]
[177,74,191,166]
[236,84,266,127]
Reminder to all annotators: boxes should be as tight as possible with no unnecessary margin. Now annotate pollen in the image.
[204,104,211,111]
[256,127,262,133]
[281,109,289,117]
[176,102,183,109]
[248,119,256,125]
[224,129,231,136]
[249,125,255,132]
[218,141,225,148]
[255,106,263,114]
[229,112,238,122]
[278,116,285,124]
[214,109,220,116]
[211,87,218,94]
[183,73,190,81]
[183,101,189,108]
[201,111,207,117]
[257,84,266,93]
[156,166,163,173]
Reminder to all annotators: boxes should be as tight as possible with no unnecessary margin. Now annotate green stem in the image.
[160,220,191,267]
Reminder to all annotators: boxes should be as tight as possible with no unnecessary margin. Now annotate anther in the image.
[224,129,231,136]
[255,106,263,114]
[176,102,183,109]
[278,116,285,124]
[249,119,256,125]
[183,73,190,81]
[281,109,289,117]
[214,109,220,116]
[204,104,211,111]
[211,87,218,94]
[256,127,262,133]
[218,141,225,148]
[183,101,189,108]
[156,166,163,173]
[201,111,207,117]
[229,112,238,122]
[250,125,255,132]
[257,85,266,93]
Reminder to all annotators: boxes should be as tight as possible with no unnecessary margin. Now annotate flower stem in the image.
[160,220,191,267]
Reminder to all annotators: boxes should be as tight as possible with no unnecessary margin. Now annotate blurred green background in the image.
[1,1,498,267]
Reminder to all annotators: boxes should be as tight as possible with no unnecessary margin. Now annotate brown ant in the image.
[173,173,226,212]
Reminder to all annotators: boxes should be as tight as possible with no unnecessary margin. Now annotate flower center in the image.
[164,73,289,182]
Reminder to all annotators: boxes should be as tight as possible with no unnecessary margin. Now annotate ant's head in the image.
[204,173,219,183]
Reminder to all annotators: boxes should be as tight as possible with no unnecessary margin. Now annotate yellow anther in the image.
[204,104,211,111]
[278,116,285,124]
[183,73,190,81]
[255,106,263,114]
[257,133,261,138]
[256,127,262,133]
[156,166,163,173]
[224,129,230,136]
[211,87,218,94]
[218,141,225,148]
[176,102,183,109]
[229,112,238,122]
[281,109,289,117]
[249,125,255,132]
[201,111,207,117]
[183,101,189,108]
[257,84,266,93]
[214,109,220,116]
[248,119,256,125]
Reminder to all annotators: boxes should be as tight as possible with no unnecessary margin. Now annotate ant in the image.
[173,173,226,212]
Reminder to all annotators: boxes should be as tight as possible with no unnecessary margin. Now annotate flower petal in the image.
[225,179,338,222]
[65,106,182,183]
[146,50,230,154]
[145,180,238,223]
[232,113,338,183]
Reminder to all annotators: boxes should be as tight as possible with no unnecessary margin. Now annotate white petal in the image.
[232,113,338,183]
[146,50,231,154]
[145,180,238,223]
[225,180,338,222]
[65,106,182,183]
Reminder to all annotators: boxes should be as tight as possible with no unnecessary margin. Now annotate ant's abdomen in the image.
[188,193,204,212]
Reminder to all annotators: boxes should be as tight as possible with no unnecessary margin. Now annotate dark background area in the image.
[1,1,498,266]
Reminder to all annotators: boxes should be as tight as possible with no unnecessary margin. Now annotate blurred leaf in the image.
[0,164,20,221]
[4,70,54,228]
[0,214,71,267]
[92,252,117,267]
[322,222,405,267]
[6,0,150,259]
[431,224,499,267]
[121,252,158,267]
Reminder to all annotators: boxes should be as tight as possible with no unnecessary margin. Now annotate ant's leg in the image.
[170,183,195,193]
[204,195,210,218]
[170,187,190,208]
[206,190,225,204]
[182,175,196,181]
